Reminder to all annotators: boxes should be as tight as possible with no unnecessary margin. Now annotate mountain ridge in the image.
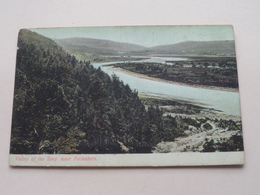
[55,37,236,56]
[148,40,236,55]
[55,37,146,54]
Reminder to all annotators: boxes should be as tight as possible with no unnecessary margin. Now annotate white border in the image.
[10,152,244,167]
[3,0,260,194]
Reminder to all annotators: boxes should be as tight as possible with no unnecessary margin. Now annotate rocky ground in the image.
[153,121,242,153]
[139,92,244,153]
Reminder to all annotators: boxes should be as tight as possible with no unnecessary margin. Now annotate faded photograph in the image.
[10,25,244,155]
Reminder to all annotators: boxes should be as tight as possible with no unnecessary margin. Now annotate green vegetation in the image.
[203,133,244,152]
[109,60,239,89]
[10,30,165,154]
[10,29,243,154]
[140,95,243,152]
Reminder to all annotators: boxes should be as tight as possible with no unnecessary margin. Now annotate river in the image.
[92,57,241,116]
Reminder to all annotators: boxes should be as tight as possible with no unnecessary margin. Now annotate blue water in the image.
[92,59,241,116]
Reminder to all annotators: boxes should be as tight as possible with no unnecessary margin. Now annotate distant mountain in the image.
[55,38,236,56]
[147,41,236,55]
[55,38,146,54]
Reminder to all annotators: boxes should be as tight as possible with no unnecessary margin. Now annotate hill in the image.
[10,30,243,155]
[18,29,65,55]
[10,29,164,154]
[148,40,236,55]
[55,38,236,58]
[55,37,146,54]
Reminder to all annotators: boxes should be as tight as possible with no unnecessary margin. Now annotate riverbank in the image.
[105,66,239,93]
[139,92,241,121]
[140,93,243,153]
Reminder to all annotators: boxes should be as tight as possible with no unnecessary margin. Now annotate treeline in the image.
[10,30,165,154]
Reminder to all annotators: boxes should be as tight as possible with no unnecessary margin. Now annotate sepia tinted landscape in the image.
[10,26,244,154]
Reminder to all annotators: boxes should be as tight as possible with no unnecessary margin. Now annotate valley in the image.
[11,27,243,154]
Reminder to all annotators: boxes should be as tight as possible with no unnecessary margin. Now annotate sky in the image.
[30,25,235,47]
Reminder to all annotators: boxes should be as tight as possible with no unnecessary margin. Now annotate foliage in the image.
[111,61,239,89]
[10,30,165,154]
[10,29,244,154]
[202,133,244,152]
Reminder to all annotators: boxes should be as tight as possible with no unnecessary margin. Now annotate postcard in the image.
[9,25,244,167]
